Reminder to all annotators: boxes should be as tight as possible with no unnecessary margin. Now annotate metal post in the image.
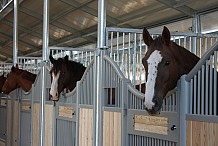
[179,75,190,146]
[192,14,201,34]
[39,0,49,145]
[192,14,201,55]
[93,0,106,145]
[13,0,18,65]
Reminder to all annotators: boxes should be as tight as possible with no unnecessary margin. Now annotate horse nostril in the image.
[55,92,58,97]
[153,99,158,106]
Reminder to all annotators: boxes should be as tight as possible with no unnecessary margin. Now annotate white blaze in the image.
[50,72,60,99]
[144,50,162,109]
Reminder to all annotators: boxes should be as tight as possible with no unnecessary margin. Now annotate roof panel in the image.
[128,8,182,27]
[187,0,218,11]
[49,25,72,39]
[58,9,98,30]
[109,0,158,17]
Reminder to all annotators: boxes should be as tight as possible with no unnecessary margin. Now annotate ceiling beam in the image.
[156,0,196,17]
[0,31,40,52]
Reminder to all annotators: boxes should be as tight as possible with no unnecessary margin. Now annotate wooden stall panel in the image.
[103,111,121,146]
[134,115,168,135]
[79,108,93,146]
[58,105,74,118]
[0,99,7,107]
[0,140,5,146]
[33,103,39,146]
[186,120,218,146]
[7,100,19,146]
[13,101,19,146]
[6,100,11,146]
[33,103,54,146]
[44,104,54,146]
[21,101,31,111]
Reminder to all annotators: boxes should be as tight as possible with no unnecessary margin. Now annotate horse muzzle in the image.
[144,97,163,116]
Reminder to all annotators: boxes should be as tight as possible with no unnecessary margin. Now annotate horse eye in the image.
[165,61,170,66]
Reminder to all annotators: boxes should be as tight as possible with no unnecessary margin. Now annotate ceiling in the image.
[0,0,218,62]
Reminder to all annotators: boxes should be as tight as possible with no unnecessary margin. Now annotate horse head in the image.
[2,65,20,94]
[49,55,86,101]
[0,73,6,93]
[2,65,36,94]
[142,26,199,115]
[49,55,71,101]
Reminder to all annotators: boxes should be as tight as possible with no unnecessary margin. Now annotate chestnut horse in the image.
[142,26,199,115]
[2,65,37,94]
[0,73,6,93]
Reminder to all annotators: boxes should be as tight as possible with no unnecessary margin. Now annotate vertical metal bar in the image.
[205,60,209,115]
[122,32,125,73]
[193,75,197,114]
[209,55,212,115]
[214,51,217,115]
[116,32,119,66]
[110,32,113,58]
[133,33,137,85]
[199,37,202,57]
[201,65,205,115]
[128,33,131,79]
[30,84,34,146]
[93,0,106,145]
[13,0,18,65]
[180,75,190,146]
[197,71,200,114]
[39,0,49,145]
[139,34,142,90]
[205,37,208,53]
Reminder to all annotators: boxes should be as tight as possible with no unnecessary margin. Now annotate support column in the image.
[191,14,201,54]
[39,0,49,145]
[13,0,18,65]
[179,75,190,146]
[93,0,106,145]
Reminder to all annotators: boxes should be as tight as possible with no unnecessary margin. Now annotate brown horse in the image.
[142,26,199,115]
[49,55,86,101]
[0,73,6,93]
[2,65,37,94]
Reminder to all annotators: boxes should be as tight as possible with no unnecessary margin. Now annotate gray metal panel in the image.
[0,105,7,141]
[56,119,76,146]
[20,111,31,146]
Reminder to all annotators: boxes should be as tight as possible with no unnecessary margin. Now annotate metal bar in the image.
[133,33,137,85]
[179,74,191,145]
[205,61,209,115]
[128,33,131,79]
[197,71,200,114]
[116,31,119,65]
[214,51,217,115]
[193,75,197,114]
[39,0,49,145]
[13,0,18,65]
[209,55,212,115]
[93,0,106,145]
[201,65,205,115]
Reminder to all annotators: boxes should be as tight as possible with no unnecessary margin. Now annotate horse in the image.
[49,55,86,101]
[142,26,200,115]
[2,65,37,94]
[0,73,6,93]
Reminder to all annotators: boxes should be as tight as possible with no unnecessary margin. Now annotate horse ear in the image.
[11,66,16,72]
[49,54,55,64]
[162,26,171,46]
[143,27,153,47]
[15,64,19,69]
[64,55,69,62]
